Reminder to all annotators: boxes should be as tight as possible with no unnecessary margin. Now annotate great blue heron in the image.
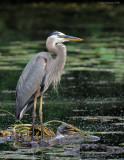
[15,31,83,139]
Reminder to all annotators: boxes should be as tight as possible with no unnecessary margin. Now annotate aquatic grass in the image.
[0,109,22,124]
[44,120,88,136]
[0,109,16,120]
[0,116,88,138]
[0,108,88,137]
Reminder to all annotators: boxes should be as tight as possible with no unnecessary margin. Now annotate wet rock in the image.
[6,134,13,141]
[56,130,64,139]
[21,142,31,147]
[80,143,124,153]
[0,140,5,144]
[21,134,100,148]
[30,141,39,148]
[49,135,85,146]
[64,143,124,157]
[80,143,107,152]
[84,135,100,142]
[65,145,80,153]
[49,134,100,147]
[39,140,50,147]
[21,141,39,148]
[107,146,124,153]
[58,124,81,135]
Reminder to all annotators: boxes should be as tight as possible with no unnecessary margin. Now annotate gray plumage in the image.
[15,52,52,119]
[15,31,82,121]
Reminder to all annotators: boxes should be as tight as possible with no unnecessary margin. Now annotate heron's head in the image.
[47,31,83,44]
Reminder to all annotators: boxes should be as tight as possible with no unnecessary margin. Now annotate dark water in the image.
[0,2,124,159]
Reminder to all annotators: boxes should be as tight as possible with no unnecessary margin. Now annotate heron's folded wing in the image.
[15,55,46,117]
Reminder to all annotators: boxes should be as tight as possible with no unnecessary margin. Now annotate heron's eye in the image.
[58,34,64,38]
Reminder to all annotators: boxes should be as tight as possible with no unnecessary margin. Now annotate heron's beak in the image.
[64,35,83,41]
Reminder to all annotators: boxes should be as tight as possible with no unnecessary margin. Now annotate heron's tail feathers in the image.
[15,102,34,121]
[19,104,28,120]
[15,105,27,121]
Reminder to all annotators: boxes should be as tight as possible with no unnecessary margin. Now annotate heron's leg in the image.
[32,88,41,140]
[39,95,44,139]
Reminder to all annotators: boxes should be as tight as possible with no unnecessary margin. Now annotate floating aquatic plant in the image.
[0,109,87,138]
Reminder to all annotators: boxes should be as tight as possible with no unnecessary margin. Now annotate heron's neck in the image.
[46,40,67,86]
[46,39,66,59]
[55,43,67,69]
[46,38,67,75]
